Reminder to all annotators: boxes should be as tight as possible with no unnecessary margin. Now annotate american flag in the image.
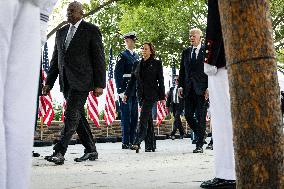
[38,43,54,126]
[156,99,167,126]
[87,92,100,127]
[104,47,116,126]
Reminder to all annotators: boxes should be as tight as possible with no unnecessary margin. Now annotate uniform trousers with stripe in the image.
[119,96,138,145]
[208,68,236,180]
[0,1,40,188]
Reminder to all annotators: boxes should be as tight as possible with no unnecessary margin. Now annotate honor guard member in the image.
[200,0,236,188]
[114,32,140,149]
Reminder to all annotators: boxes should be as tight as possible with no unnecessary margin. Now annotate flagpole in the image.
[106,125,109,137]
[40,116,44,141]
[171,113,174,132]
[157,124,160,135]
[185,121,188,137]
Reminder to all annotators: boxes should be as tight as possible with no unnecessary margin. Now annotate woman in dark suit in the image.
[123,42,165,153]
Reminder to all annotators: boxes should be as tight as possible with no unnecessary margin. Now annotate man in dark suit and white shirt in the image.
[178,28,208,153]
[166,75,185,139]
[42,1,106,165]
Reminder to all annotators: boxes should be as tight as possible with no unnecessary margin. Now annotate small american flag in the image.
[156,100,167,126]
[87,92,100,127]
[104,48,116,126]
[38,43,54,126]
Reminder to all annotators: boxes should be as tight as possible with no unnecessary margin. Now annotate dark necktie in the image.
[191,48,197,64]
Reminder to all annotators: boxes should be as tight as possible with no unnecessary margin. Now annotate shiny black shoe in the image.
[170,135,175,140]
[32,151,40,157]
[122,144,129,149]
[44,151,57,161]
[206,143,213,150]
[47,152,65,165]
[145,148,155,152]
[130,144,140,153]
[74,152,98,162]
[193,147,203,153]
[200,178,236,189]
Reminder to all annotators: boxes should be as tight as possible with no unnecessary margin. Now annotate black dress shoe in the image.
[32,151,40,157]
[122,144,129,149]
[47,152,65,165]
[170,135,175,140]
[44,151,57,161]
[145,148,155,152]
[193,147,203,153]
[200,178,236,189]
[206,143,213,150]
[130,144,140,153]
[74,152,98,162]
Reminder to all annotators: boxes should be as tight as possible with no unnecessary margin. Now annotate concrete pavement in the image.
[31,138,215,189]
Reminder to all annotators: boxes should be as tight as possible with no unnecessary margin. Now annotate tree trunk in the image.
[218,1,284,188]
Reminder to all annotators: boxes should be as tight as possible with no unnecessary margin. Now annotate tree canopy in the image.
[48,0,284,67]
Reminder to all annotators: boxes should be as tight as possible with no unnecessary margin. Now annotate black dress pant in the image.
[170,103,184,136]
[184,91,207,148]
[53,88,96,155]
[134,99,156,150]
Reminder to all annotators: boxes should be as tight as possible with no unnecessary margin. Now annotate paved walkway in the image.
[31,138,214,189]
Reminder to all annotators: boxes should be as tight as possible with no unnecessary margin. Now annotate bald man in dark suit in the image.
[42,1,106,165]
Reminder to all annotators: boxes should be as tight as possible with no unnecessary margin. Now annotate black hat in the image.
[123,32,137,40]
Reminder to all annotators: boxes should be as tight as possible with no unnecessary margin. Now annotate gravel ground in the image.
[31,138,214,189]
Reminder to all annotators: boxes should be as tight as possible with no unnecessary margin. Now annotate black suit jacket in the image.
[125,57,165,104]
[46,20,106,92]
[178,45,208,96]
[166,86,184,112]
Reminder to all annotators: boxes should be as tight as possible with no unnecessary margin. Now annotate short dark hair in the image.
[143,42,155,58]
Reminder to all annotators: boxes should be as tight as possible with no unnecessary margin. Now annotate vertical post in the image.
[218,1,284,188]
[40,116,44,141]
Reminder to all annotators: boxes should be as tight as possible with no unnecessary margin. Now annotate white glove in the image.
[118,92,125,99]
[204,63,218,76]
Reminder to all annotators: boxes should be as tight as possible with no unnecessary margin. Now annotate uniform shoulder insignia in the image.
[117,54,123,62]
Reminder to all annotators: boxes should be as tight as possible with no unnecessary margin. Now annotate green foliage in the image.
[118,0,207,67]
[50,0,283,67]
[53,104,63,121]
[270,0,284,53]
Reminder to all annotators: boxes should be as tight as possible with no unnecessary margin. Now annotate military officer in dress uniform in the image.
[0,0,57,188]
[114,32,140,149]
[200,0,236,188]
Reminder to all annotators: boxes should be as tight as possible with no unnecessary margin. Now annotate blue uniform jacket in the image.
[114,49,139,96]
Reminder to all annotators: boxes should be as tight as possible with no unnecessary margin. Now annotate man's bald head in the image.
[67,1,84,25]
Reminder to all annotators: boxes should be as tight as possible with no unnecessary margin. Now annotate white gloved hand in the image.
[204,63,218,76]
[118,92,125,99]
